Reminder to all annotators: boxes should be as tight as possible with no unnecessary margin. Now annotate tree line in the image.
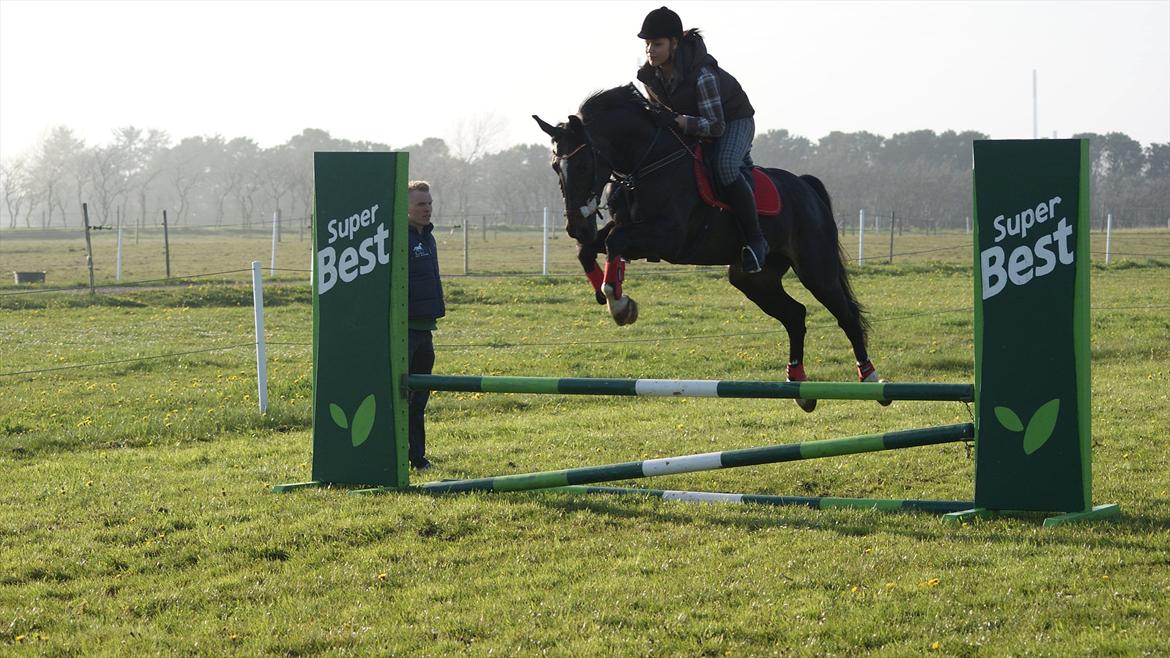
[2,124,1166,232]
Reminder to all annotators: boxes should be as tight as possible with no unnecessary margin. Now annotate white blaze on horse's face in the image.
[554,142,596,222]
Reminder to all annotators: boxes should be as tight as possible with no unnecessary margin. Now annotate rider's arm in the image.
[679,67,725,138]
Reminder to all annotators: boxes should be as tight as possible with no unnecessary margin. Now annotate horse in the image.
[534,84,885,411]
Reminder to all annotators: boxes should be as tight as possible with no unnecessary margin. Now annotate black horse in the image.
[534,84,884,410]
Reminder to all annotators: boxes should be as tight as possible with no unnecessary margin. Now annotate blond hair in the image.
[408,180,430,192]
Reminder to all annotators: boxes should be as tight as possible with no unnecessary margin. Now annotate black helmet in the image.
[637,6,683,40]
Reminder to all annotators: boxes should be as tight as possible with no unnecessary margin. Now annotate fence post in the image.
[162,209,172,279]
[857,209,865,267]
[887,210,896,264]
[1104,212,1112,264]
[82,202,96,295]
[252,260,269,414]
[270,209,280,275]
[482,215,487,242]
[463,219,469,275]
[115,207,123,281]
[542,207,549,275]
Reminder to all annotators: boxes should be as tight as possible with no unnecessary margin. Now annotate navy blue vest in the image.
[408,224,445,320]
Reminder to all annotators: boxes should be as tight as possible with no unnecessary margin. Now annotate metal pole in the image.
[857,209,865,267]
[887,210,896,264]
[82,202,96,295]
[1105,212,1112,264]
[162,209,171,279]
[252,261,269,413]
[463,219,469,275]
[270,209,280,275]
[1032,69,1038,139]
[115,206,123,281]
[542,207,549,275]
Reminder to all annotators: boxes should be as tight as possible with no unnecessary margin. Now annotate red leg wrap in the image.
[585,264,603,293]
[603,259,625,299]
[857,360,876,381]
[786,362,807,382]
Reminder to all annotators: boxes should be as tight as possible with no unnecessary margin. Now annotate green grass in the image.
[1,261,1168,656]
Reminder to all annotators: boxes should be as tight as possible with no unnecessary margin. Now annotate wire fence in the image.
[2,263,1167,379]
[4,219,1167,290]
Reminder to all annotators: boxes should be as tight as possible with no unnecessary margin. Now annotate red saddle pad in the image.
[693,144,782,216]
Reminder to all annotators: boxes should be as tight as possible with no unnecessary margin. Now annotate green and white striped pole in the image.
[408,374,973,403]
[353,423,973,495]
[546,485,974,514]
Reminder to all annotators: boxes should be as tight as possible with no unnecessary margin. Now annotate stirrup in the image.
[741,245,765,274]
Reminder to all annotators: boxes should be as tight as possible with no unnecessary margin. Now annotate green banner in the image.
[310,152,409,487]
[972,139,1090,512]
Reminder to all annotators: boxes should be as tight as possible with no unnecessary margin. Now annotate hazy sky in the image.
[1,0,1168,161]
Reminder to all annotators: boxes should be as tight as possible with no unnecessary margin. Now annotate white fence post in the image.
[1105,212,1113,264]
[252,261,269,414]
[270,210,280,275]
[542,207,549,275]
[857,209,866,267]
[463,220,469,275]
[116,225,123,281]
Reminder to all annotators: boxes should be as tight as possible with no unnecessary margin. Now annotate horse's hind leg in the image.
[795,266,892,405]
[728,261,817,412]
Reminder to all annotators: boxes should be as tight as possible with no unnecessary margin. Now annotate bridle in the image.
[553,114,694,224]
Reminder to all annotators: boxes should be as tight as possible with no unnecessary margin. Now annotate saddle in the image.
[692,144,782,216]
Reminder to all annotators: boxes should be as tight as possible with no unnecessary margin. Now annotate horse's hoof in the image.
[595,290,607,305]
[795,398,817,413]
[610,296,638,326]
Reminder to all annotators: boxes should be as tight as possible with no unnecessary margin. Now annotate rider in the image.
[636,6,768,273]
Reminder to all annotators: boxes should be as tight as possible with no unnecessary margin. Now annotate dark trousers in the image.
[407,329,435,466]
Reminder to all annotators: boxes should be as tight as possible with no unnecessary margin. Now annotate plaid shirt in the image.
[681,66,725,138]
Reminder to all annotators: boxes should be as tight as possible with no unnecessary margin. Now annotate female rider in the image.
[636,6,768,273]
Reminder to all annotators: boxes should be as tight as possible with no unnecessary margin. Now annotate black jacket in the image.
[636,30,754,123]
[408,223,445,321]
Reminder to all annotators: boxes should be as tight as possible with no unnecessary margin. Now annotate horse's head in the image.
[533,113,610,244]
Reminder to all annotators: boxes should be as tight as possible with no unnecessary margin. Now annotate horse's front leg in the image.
[578,222,613,305]
[602,230,638,326]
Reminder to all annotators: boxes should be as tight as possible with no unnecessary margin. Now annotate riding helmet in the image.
[637,6,683,40]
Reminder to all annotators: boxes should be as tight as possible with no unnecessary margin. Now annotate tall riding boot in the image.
[726,174,768,273]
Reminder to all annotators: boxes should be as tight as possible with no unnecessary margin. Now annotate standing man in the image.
[406,180,444,470]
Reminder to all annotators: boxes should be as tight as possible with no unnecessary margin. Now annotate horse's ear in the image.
[567,115,584,134]
[533,115,560,139]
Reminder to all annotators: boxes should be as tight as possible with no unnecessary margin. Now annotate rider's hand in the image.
[674,115,687,131]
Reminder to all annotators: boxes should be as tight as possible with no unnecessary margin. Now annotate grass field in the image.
[1,234,1168,655]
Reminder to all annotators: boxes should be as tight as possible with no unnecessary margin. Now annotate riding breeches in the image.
[715,116,755,185]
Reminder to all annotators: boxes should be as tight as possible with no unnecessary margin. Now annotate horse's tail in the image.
[800,174,871,337]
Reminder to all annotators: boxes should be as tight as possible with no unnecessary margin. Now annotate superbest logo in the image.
[317,203,389,295]
[981,195,1075,300]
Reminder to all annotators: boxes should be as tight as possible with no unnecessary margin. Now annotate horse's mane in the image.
[578,84,653,124]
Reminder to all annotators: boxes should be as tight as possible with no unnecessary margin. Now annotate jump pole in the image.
[275,142,1118,527]
[409,374,972,403]
[350,423,974,495]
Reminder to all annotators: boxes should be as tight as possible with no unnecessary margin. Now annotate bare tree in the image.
[0,158,32,228]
